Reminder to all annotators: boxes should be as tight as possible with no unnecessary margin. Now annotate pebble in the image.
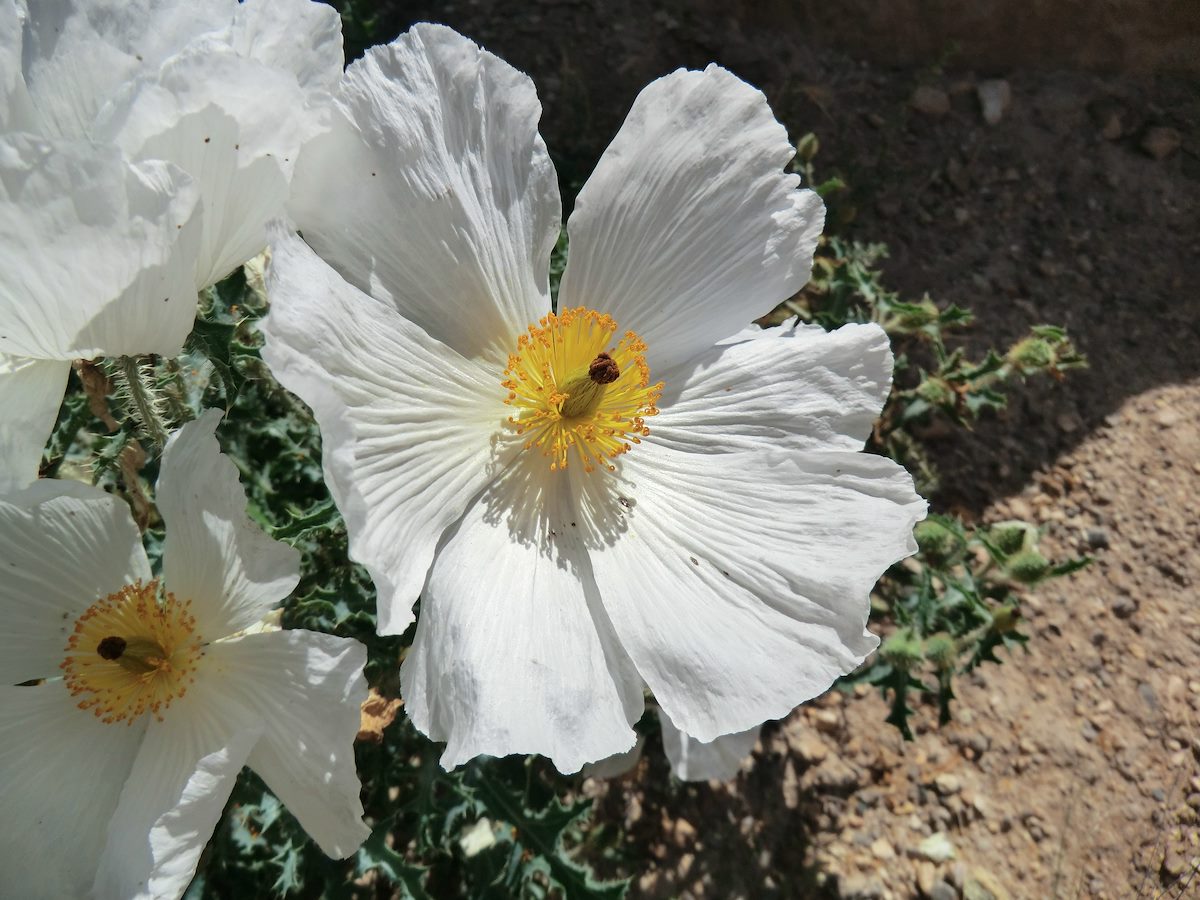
[977,79,1012,125]
[1086,527,1110,549]
[930,884,958,900]
[916,862,937,896]
[913,832,957,863]
[964,868,1011,900]
[1141,126,1182,160]
[870,837,896,860]
[838,872,885,899]
[1111,595,1138,619]
[934,773,962,796]
[911,85,951,118]
[791,730,830,764]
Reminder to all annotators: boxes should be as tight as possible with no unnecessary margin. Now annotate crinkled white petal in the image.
[203,629,370,857]
[103,101,288,289]
[230,0,343,101]
[0,133,201,359]
[262,230,507,635]
[653,320,894,454]
[94,35,332,183]
[0,479,150,684]
[589,442,925,742]
[93,676,262,900]
[0,682,146,899]
[18,0,236,141]
[558,65,823,372]
[0,354,69,492]
[659,712,760,782]
[401,457,642,773]
[0,0,34,130]
[289,22,560,363]
[158,409,299,641]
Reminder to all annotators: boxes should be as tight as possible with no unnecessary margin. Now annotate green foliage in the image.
[857,513,1089,737]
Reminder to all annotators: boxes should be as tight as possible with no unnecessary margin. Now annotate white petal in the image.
[19,0,236,141]
[558,66,823,372]
[93,677,261,900]
[401,457,642,773]
[659,712,759,782]
[203,629,370,858]
[0,682,145,899]
[230,0,343,100]
[108,102,288,289]
[0,134,201,359]
[0,0,35,130]
[261,231,506,635]
[653,321,894,454]
[0,354,69,491]
[289,23,560,363]
[94,36,332,183]
[159,409,299,641]
[0,480,150,684]
[590,442,925,741]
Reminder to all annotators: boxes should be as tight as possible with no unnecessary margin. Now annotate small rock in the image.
[913,832,957,863]
[672,817,697,846]
[916,862,938,896]
[1141,126,1182,160]
[790,730,829,764]
[911,85,951,118]
[802,755,860,792]
[1162,849,1187,878]
[930,884,958,900]
[1112,595,1138,619]
[870,837,896,860]
[934,773,962,796]
[1086,527,1110,549]
[977,79,1012,125]
[838,872,885,899]
[964,867,1011,900]
[1154,407,1182,428]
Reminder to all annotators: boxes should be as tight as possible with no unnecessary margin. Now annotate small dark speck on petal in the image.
[203,136,210,143]
[571,522,576,527]
[724,386,732,391]
[163,297,169,303]
[689,556,699,566]
[234,143,239,150]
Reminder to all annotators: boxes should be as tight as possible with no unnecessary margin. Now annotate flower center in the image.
[60,580,203,725]
[502,307,662,473]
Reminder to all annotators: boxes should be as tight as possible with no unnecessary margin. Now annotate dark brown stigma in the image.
[97,636,127,660]
[588,352,620,385]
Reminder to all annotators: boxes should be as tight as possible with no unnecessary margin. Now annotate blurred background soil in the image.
[334,2,1200,896]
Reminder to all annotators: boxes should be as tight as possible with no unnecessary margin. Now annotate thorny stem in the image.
[117,355,168,447]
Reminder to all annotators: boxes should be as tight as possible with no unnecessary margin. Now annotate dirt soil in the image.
[340,3,1200,897]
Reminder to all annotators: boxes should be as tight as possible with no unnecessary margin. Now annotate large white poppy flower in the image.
[0,410,370,899]
[262,24,926,774]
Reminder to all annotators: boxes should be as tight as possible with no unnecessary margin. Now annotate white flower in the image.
[262,24,926,773]
[0,0,343,489]
[18,0,343,290]
[0,410,370,899]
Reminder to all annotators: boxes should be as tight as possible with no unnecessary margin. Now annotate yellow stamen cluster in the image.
[60,580,203,725]
[502,306,662,473]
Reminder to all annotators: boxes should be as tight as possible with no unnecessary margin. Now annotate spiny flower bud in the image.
[894,298,940,331]
[990,602,1021,635]
[914,518,965,567]
[924,632,958,671]
[1007,336,1055,370]
[917,375,955,407]
[987,520,1036,556]
[1006,549,1049,584]
[880,627,924,672]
